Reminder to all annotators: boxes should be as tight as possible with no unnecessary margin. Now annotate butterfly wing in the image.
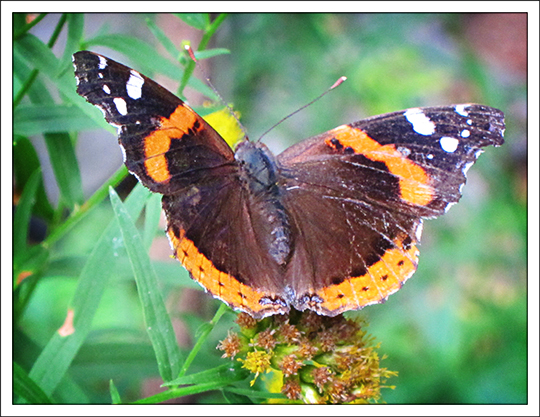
[277,104,505,316]
[73,51,234,194]
[73,51,288,317]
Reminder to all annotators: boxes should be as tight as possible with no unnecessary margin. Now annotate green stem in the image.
[177,13,228,97]
[177,303,229,378]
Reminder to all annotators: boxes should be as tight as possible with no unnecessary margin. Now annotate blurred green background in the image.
[13,13,526,404]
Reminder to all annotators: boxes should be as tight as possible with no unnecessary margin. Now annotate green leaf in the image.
[175,13,209,30]
[13,169,41,255]
[163,362,248,387]
[13,47,55,104]
[13,13,47,39]
[145,18,181,61]
[109,187,183,382]
[143,192,162,250]
[222,387,286,400]
[13,136,54,221]
[59,14,84,75]
[44,132,84,208]
[15,32,94,107]
[109,379,122,404]
[194,48,230,60]
[14,104,101,136]
[177,303,229,378]
[15,33,62,80]
[14,34,85,208]
[28,184,150,396]
[13,245,49,320]
[221,388,255,404]
[84,34,183,81]
[13,362,53,404]
[132,377,247,405]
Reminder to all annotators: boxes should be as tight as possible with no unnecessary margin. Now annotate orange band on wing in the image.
[326,125,433,206]
[312,234,419,316]
[167,227,287,318]
[143,104,199,183]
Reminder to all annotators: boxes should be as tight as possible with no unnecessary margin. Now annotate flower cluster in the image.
[217,310,396,404]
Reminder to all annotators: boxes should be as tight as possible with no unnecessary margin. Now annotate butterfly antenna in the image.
[257,76,347,143]
[184,45,249,140]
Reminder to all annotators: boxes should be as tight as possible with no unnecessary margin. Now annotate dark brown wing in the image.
[74,51,289,317]
[277,104,504,316]
[163,175,290,318]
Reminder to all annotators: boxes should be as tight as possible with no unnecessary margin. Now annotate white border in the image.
[3,2,538,416]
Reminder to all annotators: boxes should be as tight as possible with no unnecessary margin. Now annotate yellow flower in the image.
[218,311,397,403]
[203,107,244,148]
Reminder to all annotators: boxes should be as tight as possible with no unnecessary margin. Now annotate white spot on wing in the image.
[127,70,144,100]
[113,97,128,116]
[455,104,469,117]
[439,136,459,153]
[415,220,424,241]
[404,108,436,135]
[460,129,470,138]
[98,55,107,70]
[102,85,111,95]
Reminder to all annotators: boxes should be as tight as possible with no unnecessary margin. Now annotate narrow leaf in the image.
[14,104,101,136]
[109,188,183,382]
[109,379,122,404]
[13,362,53,404]
[44,132,84,208]
[58,14,84,75]
[14,34,85,207]
[132,379,245,405]
[84,34,183,81]
[29,184,150,396]
[222,387,287,400]
[13,169,41,256]
[194,48,230,60]
[175,13,209,30]
[177,303,228,377]
[143,192,162,250]
[13,136,54,221]
[163,362,247,387]
[145,18,181,61]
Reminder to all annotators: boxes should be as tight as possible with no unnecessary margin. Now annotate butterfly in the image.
[73,50,505,318]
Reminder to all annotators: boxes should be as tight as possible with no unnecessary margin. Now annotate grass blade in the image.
[28,184,150,396]
[13,169,41,257]
[13,362,53,404]
[109,187,183,382]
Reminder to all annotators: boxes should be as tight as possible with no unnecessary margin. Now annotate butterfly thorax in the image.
[235,141,292,266]
[235,141,279,194]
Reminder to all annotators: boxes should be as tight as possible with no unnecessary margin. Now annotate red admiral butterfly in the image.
[73,51,505,318]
